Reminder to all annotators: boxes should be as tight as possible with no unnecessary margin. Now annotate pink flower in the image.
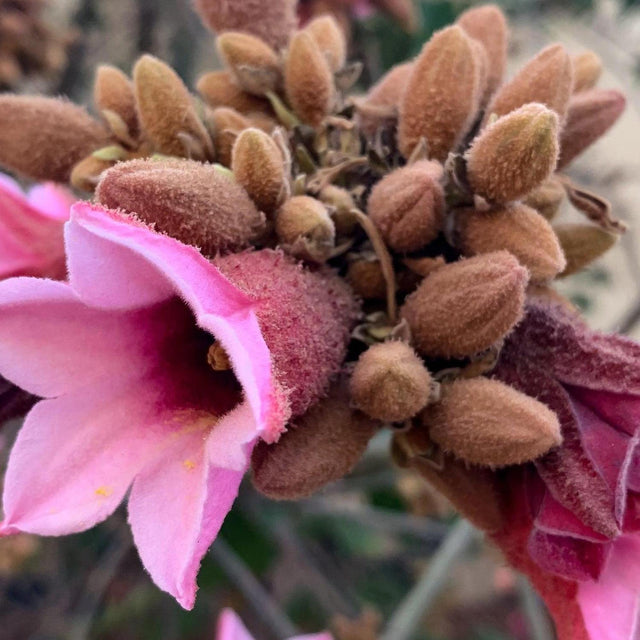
[216,609,333,640]
[0,202,357,609]
[0,172,74,279]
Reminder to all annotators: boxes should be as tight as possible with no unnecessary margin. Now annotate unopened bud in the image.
[70,154,117,192]
[466,103,559,203]
[558,89,626,169]
[455,203,565,283]
[318,185,357,236]
[305,15,347,72]
[399,26,482,161]
[284,31,335,127]
[251,382,378,499]
[423,377,562,467]
[216,32,281,96]
[346,258,386,300]
[232,128,287,214]
[96,158,265,254]
[572,51,602,93]
[94,65,139,139]
[486,44,573,122]
[401,251,528,358]
[209,106,252,166]
[523,176,565,221]
[367,160,444,253]
[350,341,432,422]
[133,55,213,159]
[554,223,618,277]
[275,195,335,262]
[197,70,272,114]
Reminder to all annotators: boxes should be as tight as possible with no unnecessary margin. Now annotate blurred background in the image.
[1,0,640,638]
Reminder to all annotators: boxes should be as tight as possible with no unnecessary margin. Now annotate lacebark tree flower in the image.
[216,609,332,640]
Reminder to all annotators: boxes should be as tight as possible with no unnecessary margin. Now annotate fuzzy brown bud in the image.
[284,31,335,127]
[70,154,116,193]
[209,107,252,167]
[572,51,602,93]
[305,15,347,72]
[96,158,265,254]
[466,103,559,203]
[0,95,109,182]
[346,258,386,300]
[401,251,528,358]
[251,383,378,499]
[319,185,357,236]
[275,195,335,262]
[423,377,562,467]
[457,4,508,99]
[523,176,565,221]
[94,65,139,139]
[558,89,626,169]
[455,203,565,283]
[486,44,573,122]
[216,32,281,96]
[197,70,272,114]
[367,160,444,253]
[133,54,213,159]
[350,341,432,422]
[232,128,287,213]
[399,26,482,161]
[554,224,618,277]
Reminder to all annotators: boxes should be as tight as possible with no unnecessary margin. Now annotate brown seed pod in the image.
[367,160,445,253]
[96,158,265,254]
[466,103,559,204]
[455,203,566,283]
[304,14,347,72]
[398,26,482,161]
[209,107,252,167]
[251,382,378,499]
[346,258,387,300]
[572,51,602,93]
[423,377,562,467]
[457,3,508,99]
[558,89,626,169]
[196,70,272,114]
[93,65,139,139]
[0,95,109,182]
[133,54,213,159]
[554,223,618,277]
[350,341,432,422]
[216,32,281,96]
[232,127,287,214]
[523,176,565,221]
[284,31,335,127]
[401,251,529,359]
[486,43,573,122]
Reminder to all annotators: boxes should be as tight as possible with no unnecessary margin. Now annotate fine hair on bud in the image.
[251,382,378,499]
[284,31,335,127]
[572,51,602,93]
[0,96,109,182]
[466,103,559,204]
[209,106,252,166]
[94,65,139,139]
[455,203,566,283]
[197,70,272,114]
[423,377,562,467]
[401,251,529,359]
[96,158,265,254]
[398,26,482,161]
[554,223,618,277]
[367,160,445,253]
[346,258,386,300]
[232,127,287,214]
[524,176,565,221]
[304,15,347,72]
[350,341,432,423]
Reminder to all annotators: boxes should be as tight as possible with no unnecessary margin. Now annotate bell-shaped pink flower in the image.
[216,609,332,640]
[0,173,74,279]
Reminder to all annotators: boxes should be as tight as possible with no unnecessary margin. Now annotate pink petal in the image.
[216,609,254,640]
[27,183,75,222]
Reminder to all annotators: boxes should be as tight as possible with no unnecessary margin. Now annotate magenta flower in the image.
[0,202,357,609]
[0,172,74,279]
[216,609,333,640]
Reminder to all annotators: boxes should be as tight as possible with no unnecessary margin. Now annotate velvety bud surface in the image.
[209,107,252,167]
[523,176,565,221]
[197,70,271,114]
[94,65,139,139]
[305,15,346,72]
[572,51,602,93]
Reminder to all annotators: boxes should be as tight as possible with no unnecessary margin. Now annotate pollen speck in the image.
[183,459,196,471]
[95,486,113,498]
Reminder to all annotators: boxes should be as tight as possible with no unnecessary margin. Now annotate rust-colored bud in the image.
[284,31,335,127]
[398,26,482,161]
[275,195,335,262]
[93,65,139,139]
[251,382,378,499]
[558,89,626,169]
[367,160,444,253]
[350,341,432,422]
[96,158,265,254]
[554,224,618,277]
[305,15,346,72]
[523,176,565,221]
[209,107,252,167]
[401,251,528,359]
[487,44,573,122]
[466,103,559,203]
[197,70,272,114]
[455,203,566,283]
[133,54,213,159]
[216,32,281,96]
[572,51,602,93]
[346,257,386,300]
[0,95,109,182]
[232,127,287,214]
[422,377,562,467]
[457,4,508,99]
[319,185,357,236]
[193,0,297,51]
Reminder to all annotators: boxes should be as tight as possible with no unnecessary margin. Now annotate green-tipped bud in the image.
[554,223,618,277]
